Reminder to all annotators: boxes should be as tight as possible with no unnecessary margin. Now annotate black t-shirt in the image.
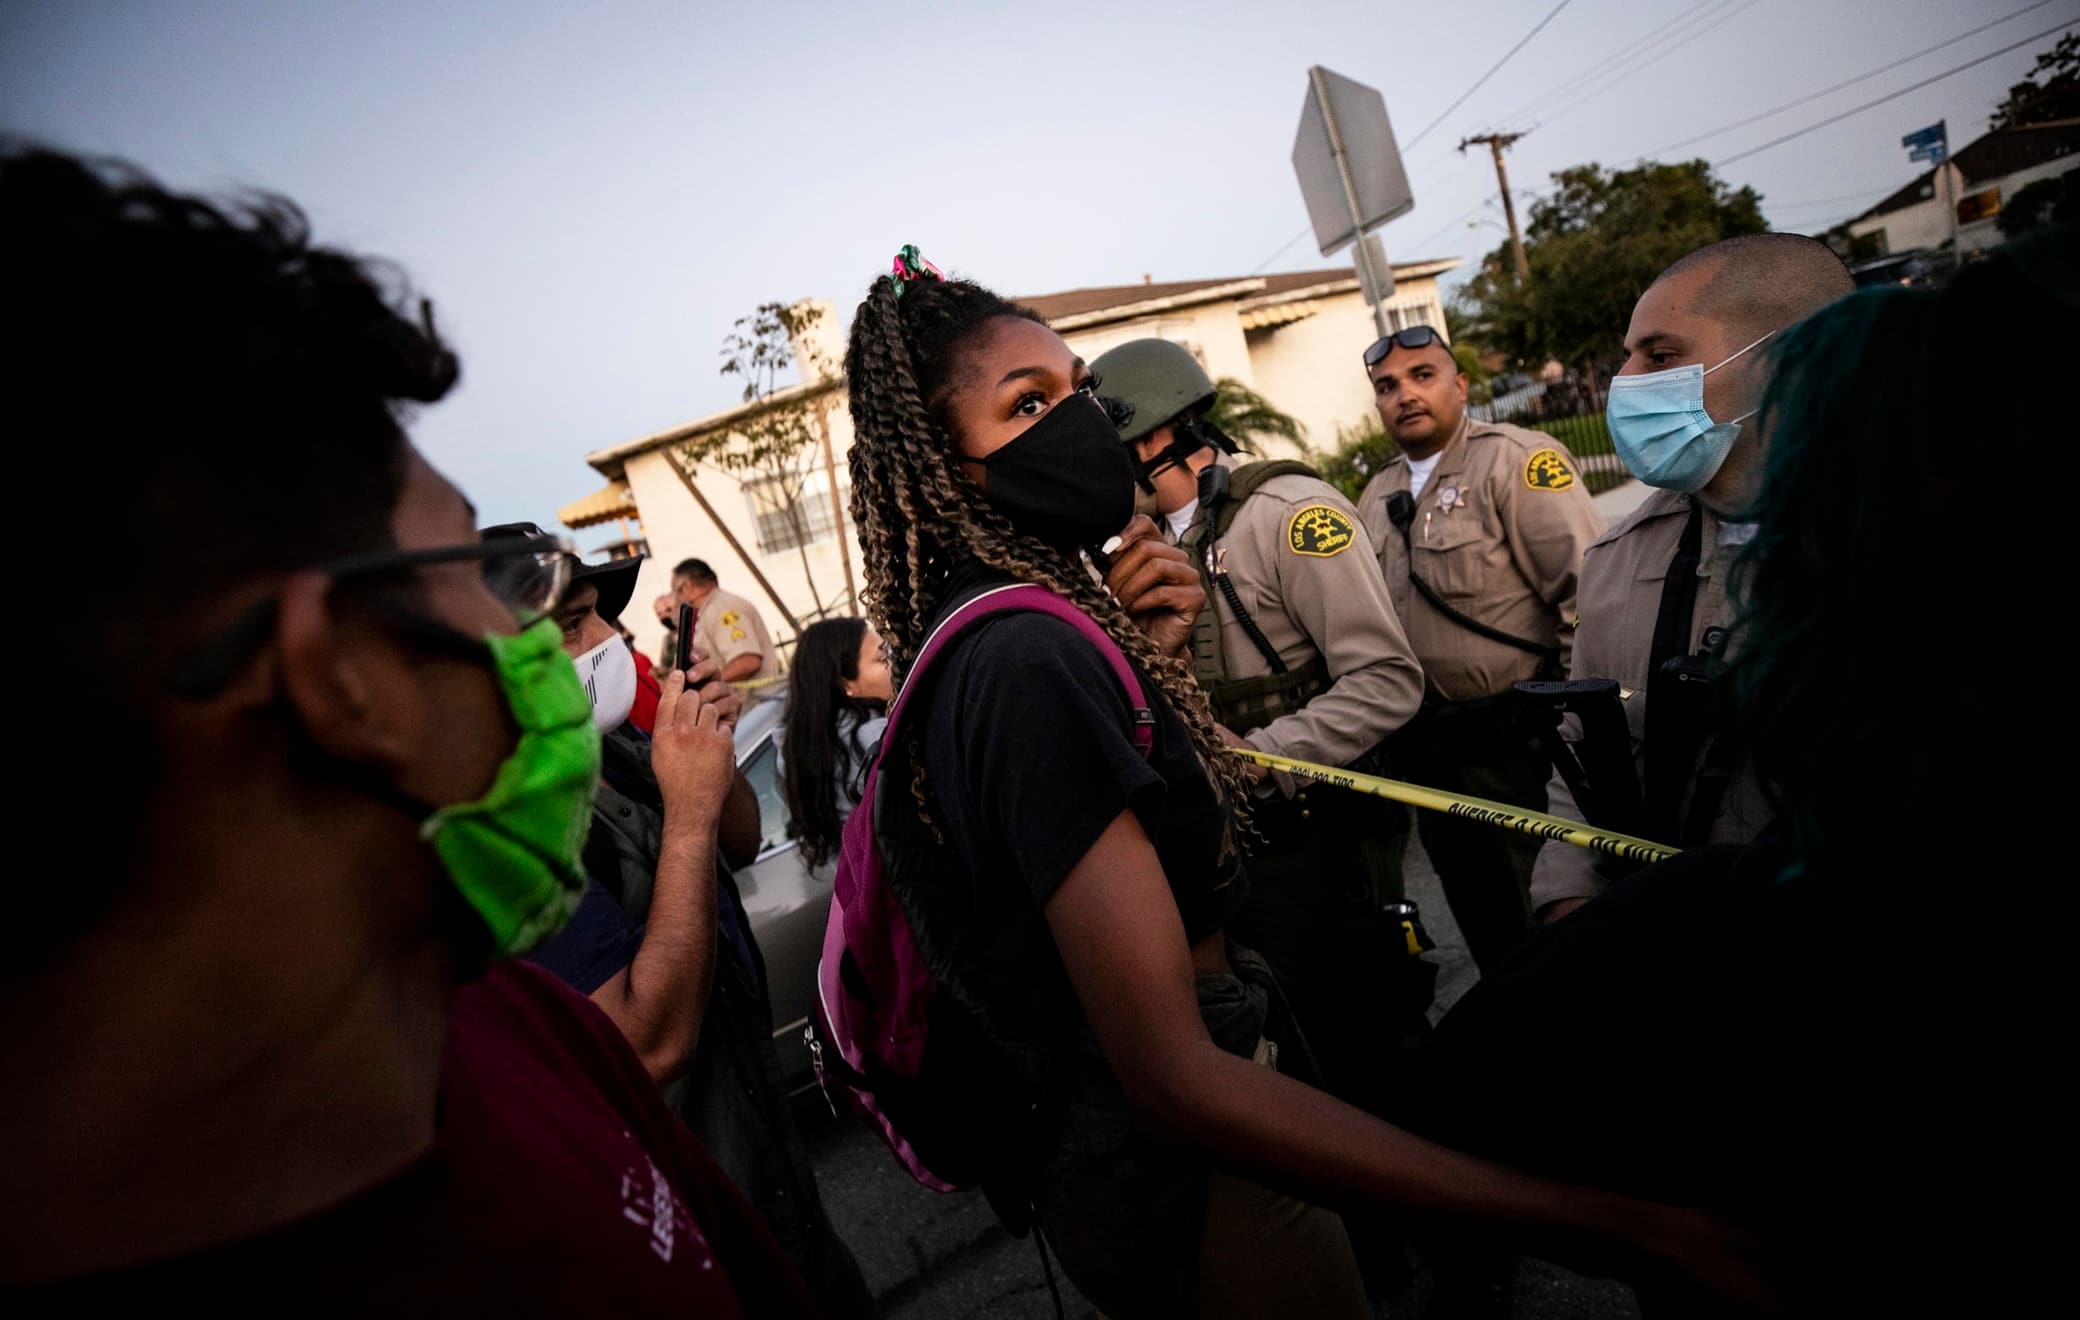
[917,567,1246,949]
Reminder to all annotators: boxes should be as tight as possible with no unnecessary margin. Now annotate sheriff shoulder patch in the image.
[1288,504,1357,558]
[1523,447,1576,491]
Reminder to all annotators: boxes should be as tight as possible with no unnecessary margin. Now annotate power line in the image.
[1250,224,1317,274]
[1489,0,1722,131]
[1639,1,2056,158]
[1403,0,1576,152]
[1249,1,1578,276]
[1766,188,1901,209]
[1535,0,1769,129]
[1408,195,1501,254]
[1713,19,2077,167]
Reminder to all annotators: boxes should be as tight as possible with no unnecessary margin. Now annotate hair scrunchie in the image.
[890,244,944,299]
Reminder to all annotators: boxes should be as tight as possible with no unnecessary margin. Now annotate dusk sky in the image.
[5,0,2069,540]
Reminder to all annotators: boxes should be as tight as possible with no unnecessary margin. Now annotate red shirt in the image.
[26,962,819,1315]
[629,645,662,733]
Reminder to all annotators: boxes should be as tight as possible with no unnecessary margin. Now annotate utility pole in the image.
[1459,131,1531,283]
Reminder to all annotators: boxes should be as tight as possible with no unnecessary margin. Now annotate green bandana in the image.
[421,617,601,956]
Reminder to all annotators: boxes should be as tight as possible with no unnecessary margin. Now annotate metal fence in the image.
[1467,375,1628,495]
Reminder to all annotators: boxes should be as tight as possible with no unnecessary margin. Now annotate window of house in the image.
[744,473,849,554]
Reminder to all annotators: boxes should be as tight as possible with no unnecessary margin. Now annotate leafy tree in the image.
[679,301,837,607]
[1991,33,2079,130]
[1452,160,1765,378]
[1315,414,1398,504]
[1820,221,1884,264]
[1998,169,2080,237]
[1205,377,1305,453]
[1451,339,1494,404]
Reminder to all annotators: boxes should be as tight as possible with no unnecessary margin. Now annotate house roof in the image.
[584,257,1464,480]
[557,480,639,531]
[1017,259,1459,325]
[584,375,840,479]
[1855,119,2080,222]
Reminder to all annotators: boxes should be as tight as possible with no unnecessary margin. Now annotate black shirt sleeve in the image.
[527,877,646,995]
[924,613,1167,910]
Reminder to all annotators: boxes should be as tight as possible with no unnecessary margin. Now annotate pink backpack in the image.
[813,583,1154,1192]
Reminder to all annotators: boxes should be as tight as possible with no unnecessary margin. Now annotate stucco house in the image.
[1848,118,2078,258]
[562,258,1459,664]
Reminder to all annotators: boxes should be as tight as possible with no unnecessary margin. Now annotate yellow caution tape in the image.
[1228,747,1678,864]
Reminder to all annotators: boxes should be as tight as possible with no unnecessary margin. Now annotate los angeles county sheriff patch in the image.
[1288,504,1356,557]
[1523,448,1576,491]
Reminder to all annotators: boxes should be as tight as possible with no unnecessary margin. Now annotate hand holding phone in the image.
[673,602,694,674]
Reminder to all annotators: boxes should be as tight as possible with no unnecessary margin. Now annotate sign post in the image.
[1902,121,1957,265]
[1293,66,1414,337]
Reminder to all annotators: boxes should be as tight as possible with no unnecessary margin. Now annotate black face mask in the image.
[977,391,1137,552]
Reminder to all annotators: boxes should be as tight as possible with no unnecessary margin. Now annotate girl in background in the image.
[780,617,893,867]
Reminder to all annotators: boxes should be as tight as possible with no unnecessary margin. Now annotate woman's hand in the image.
[1105,516,1205,658]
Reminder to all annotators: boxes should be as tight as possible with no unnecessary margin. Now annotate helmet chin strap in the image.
[1135,416,1238,490]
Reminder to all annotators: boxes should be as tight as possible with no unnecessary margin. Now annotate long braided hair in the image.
[842,267,1255,839]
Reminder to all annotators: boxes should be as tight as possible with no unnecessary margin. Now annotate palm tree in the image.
[1205,378,1306,454]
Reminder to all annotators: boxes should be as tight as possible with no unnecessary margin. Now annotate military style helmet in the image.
[1090,338,1217,444]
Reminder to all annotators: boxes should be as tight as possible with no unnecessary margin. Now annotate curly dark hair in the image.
[6,144,458,641]
[841,268,1254,837]
[6,142,460,938]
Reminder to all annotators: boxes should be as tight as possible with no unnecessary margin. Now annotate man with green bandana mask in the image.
[5,146,816,1314]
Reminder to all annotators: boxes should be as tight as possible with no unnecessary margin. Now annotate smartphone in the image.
[674,602,694,674]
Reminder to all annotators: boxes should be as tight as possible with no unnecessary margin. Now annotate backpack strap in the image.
[877,583,1155,766]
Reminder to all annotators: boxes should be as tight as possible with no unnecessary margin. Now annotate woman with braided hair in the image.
[842,249,1773,1318]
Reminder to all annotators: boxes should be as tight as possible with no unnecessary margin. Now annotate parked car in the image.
[1851,251,1942,289]
[730,693,839,1088]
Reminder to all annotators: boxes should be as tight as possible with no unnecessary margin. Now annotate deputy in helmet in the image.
[1093,337,1427,1112]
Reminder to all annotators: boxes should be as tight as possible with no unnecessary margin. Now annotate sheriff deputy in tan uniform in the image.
[1093,337,1427,1111]
[670,557,779,694]
[1354,325,1603,973]
[1530,234,1854,922]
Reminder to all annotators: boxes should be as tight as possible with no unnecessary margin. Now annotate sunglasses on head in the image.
[1362,324,1452,368]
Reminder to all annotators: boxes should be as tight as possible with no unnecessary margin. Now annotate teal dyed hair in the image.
[1726,230,2076,886]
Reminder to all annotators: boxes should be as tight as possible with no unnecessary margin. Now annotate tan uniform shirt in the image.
[1527,487,1773,911]
[1188,471,1425,769]
[694,586,778,687]
[1356,416,1605,702]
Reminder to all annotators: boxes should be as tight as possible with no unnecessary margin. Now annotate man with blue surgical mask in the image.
[1530,233,1853,922]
